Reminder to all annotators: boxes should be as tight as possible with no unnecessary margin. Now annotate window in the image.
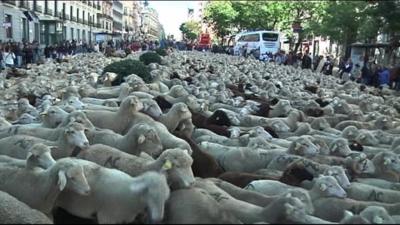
[34,23,39,41]
[22,18,28,40]
[77,28,80,40]
[70,6,73,19]
[62,3,66,19]
[54,0,58,16]
[5,14,12,38]
[238,33,260,42]
[83,10,85,22]
[44,0,48,13]
[262,33,279,42]
[77,8,79,20]
[71,27,74,40]
[33,0,37,10]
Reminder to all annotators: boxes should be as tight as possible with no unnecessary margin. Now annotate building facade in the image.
[1,0,159,45]
[140,7,160,41]
[121,1,140,41]
[111,0,123,40]
[1,0,103,45]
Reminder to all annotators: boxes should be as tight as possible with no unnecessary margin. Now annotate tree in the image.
[179,20,201,41]
[203,1,238,43]
[312,1,367,58]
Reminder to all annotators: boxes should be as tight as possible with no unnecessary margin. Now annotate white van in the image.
[233,30,281,59]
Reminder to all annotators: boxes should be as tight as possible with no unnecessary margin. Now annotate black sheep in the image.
[207,110,232,127]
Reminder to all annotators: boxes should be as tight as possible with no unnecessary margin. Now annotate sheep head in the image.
[355,131,380,146]
[56,158,91,195]
[141,99,163,119]
[323,166,351,189]
[345,152,375,175]
[64,96,85,110]
[329,138,352,157]
[159,148,195,189]
[26,143,56,169]
[62,111,95,130]
[129,123,163,157]
[289,137,319,157]
[313,175,347,199]
[373,152,400,175]
[63,122,90,149]
[171,102,192,120]
[270,120,291,133]
[120,96,144,114]
[284,189,314,214]
[342,126,359,141]
[129,171,170,223]
[359,206,395,224]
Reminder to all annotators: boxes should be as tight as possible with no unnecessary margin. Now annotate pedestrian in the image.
[0,43,4,70]
[301,51,312,69]
[378,65,390,88]
[337,57,346,78]
[321,56,333,75]
[2,46,16,68]
[361,62,372,85]
[341,58,353,82]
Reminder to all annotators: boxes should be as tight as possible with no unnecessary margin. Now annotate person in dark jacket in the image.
[301,51,312,69]
[321,56,333,75]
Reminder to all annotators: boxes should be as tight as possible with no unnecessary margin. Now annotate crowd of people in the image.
[0,38,175,70]
[1,38,398,91]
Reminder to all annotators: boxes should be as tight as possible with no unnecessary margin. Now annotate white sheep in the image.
[0,190,53,224]
[0,122,89,159]
[77,145,195,189]
[158,102,192,132]
[56,160,171,224]
[245,175,347,201]
[86,123,163,157]
[0,157,90,215]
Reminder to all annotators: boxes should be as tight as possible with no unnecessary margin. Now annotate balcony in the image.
[1,0,16,6]
[77,18,82,23]
[71,16,76,22]
[19,1,30,9]
[96,23,102,29]
[34,5,42,13]
[45,8,53,16]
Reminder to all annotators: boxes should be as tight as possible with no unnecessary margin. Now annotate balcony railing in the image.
[45,8,53,16]
[77,18,82,23]
[2,0,16,6]
[19,1,29,9]
[71,16,77,22]
[34,5,42,13]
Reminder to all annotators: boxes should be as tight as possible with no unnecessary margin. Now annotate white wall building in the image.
[141,7,160,41]
[0,0,102,45]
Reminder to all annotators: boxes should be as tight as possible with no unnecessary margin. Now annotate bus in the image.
[233,30,282,59]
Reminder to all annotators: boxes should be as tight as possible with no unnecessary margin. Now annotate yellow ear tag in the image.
[162,160,173,170]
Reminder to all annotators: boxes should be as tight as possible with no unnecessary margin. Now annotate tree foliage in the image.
[179,20,202,41]
[203,1,238,40]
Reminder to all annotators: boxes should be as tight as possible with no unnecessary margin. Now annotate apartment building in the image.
[0,0,102,45]
[141,7,160,41]
[121,0,140,41]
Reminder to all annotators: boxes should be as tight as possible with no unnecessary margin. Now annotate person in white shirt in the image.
[2,47,15,68]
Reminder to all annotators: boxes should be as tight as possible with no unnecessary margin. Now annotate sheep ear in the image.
[295,142,302,150]
[137,135,146,144]
[57,170,67,191]
[162,159,173,170]
[373,216,384,224]
[319,183,327,191]
[343,210,354,219]
[383,157,391,165]
[130,182,147,193]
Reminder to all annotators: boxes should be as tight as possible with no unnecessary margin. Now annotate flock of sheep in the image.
[0,50,400,224]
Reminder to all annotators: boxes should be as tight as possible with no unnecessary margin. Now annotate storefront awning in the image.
[37,15,62,22]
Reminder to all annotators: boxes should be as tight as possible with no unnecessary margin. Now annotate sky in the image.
[149,1,197,40]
